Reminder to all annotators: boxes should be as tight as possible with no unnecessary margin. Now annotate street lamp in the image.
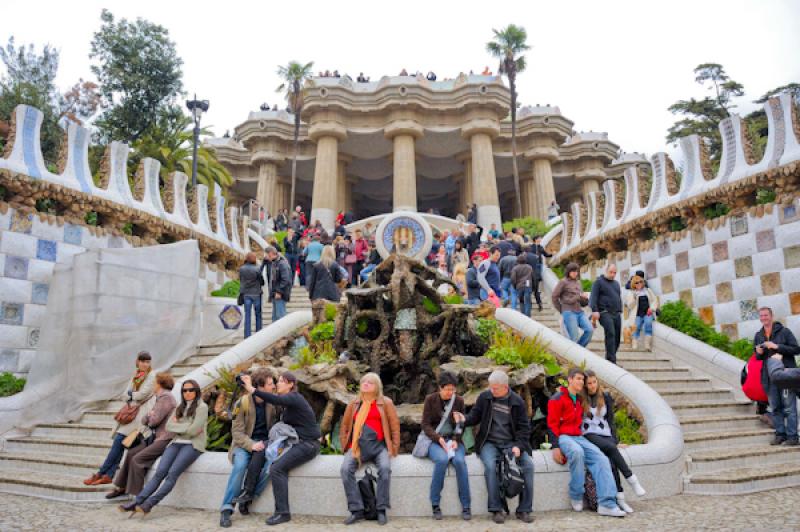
[186,94,210,189]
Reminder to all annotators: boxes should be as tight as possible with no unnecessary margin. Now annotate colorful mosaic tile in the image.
[712,241,729,262]
[785,245,800,269]
[730,215,749,237]
[645,261,657,279]
[739,299,759,321]
[734,256,753,278]
[716,281,734,303]
[691,228,705,248]
[4,255,29,280]
[661,274,674,294]
[36,239,57,262]
[761,272,782,296]
[695,266,710,287]
[219,304,242,330]
[755,229,776,252]
[31,283,49,305]
[9,211,32,234]
[698,305,715,325]
[658,239,671,258]
[720,323,739,340]
[679,289,693,307]
[675,251,690,272]
[790,292,800,315]
[63,223,83,246]
[780,203,799,224]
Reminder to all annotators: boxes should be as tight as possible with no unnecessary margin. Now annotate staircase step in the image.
[619,359,677,370]
[628,369,693,380]
[671,400,755,417]
[684,428,774,451]
[79,411,118,424]
[0,452,102,477]
[3,437,111,458]
[678,414,764,433]
[30,423,113,440]
[685,463,800,495]
[0,469,112,501]
[645,378,713,392]
[688,444,800,474]
[655,388,734,404]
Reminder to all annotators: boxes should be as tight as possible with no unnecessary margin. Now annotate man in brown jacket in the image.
[551,262,593,347]
[339,373,400,525]
[219,369,278,527]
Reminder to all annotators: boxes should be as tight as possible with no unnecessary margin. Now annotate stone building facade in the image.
[209,73,646,229]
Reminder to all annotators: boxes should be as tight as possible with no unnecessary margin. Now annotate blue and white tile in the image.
[1,231,38,258]
[708,260,736,285]
[63,223,83,246]
[56,241,85,263]
[27,258,55,283]
[704,223,730,245]
[3,255,30,280]
[752,248,786,275]
[0,278,32,303]
[30,216,64,241]
[688,244,712,269]
[0,324,28,349]
[0,253,5,277]
[670,234,692,254]
[785,315,800,339]
[30,282,49,305]
[22,303,46,327]
[36,239,57,262]
[0,209,10,232]
[0,302,25,325]
[748,211,778,233]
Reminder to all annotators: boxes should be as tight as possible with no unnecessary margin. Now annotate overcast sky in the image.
[3,0,799,159]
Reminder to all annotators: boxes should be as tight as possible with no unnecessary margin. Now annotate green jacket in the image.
[166,400,209,452]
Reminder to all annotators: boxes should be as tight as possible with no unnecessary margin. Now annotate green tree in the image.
[276,61,314,211]
[667,63,744,168]
[0,37,62,164]
[90,9,184,143]
[130,107,233,190]
[487,25,530,219]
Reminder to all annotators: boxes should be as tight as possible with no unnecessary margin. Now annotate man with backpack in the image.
[453,371,534,524]
[547,368,626,518]
[754,307,800,446]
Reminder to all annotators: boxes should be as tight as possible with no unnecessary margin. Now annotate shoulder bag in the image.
[412,395,456,458]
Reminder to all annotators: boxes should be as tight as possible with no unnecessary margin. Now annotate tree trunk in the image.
[509,71,523,219]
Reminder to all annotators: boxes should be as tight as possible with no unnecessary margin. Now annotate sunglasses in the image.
[182,388,198,393]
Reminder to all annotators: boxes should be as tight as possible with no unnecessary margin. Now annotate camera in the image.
[235,372,248,388]
[453,421,465,436]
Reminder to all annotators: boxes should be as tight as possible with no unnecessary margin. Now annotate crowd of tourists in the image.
[88,350,646,526]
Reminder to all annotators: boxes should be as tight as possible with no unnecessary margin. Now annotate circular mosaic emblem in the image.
[219,304,243,330]
[375,212,433,261]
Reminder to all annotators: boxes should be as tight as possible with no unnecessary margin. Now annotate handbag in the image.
[237,292,244,306]
[412,394,456,458]
[121,429,141,449]
[357,425,385,464]
[345,253,358,265]
[114,402,140,425]
[358,467,379,520]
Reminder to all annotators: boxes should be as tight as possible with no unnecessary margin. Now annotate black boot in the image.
[432,506,443,520]
[220,510,232,528]
[343,511,364,525]
[238,501,250,515]
[266,513,291,526]
[232,491,254,505]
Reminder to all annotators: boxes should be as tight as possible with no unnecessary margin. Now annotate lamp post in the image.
[186,94,209,189]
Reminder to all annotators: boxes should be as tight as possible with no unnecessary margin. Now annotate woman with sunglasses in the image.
[120,379,208,517]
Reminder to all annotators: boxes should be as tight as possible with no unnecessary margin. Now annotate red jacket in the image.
[547,386,584,448]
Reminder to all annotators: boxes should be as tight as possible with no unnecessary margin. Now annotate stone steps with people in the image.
[0,338,238,502]
[538,288,800,495]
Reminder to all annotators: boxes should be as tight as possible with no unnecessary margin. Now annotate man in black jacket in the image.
[755,307,800,445]
[454,370,534,524]
[464,224,483,257]
[265,246,292,322]
[589,264,622,364]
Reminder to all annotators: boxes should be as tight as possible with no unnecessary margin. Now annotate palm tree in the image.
[276,60,314,211]
[487,24,530,218]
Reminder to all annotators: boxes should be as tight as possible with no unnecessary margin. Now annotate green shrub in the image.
[35,197,57,214]
[122,222,133,235]
[324,303,338,322]
[203,364,239,394]
[211,280,240,298]
[310,322,335,342]
[580,279,593,292]
[206,416,232,452]
[0,372,25,397]
[669,217,687,232]
[443,293,464,305]
[703,202,730,219]
[476,318,501,344]
[0,184,7,201]
[614,409,643,445]
[551,264,565,279]
[658,300,753,360]
[84,211,99,226]
[756,187,776,205]
[422,296,441,315]
[290,341,337,369]
[502,216,555,239]
[730,338,756,361]
[646,228,658,240]
[485,328,560,375]
[272,230,288,252]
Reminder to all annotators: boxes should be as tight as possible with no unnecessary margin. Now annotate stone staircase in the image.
[535,295,800,495]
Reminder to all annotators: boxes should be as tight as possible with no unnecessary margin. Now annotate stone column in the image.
[576,160,606,205]
[309,122,346,231]
[256,161,278,215]
[524,141,559,221]
[385,121,423,212]
[463,120,502,229]
[337,155,351,214]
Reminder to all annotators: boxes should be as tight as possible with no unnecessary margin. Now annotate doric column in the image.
[462,119,502,229]
[385,120,423,212]
[524,140,559,221]
[256,161,278,215]
[576,160,606,204]
[309,120,347,232]
[337,155,351,214]
[520,173,533,218]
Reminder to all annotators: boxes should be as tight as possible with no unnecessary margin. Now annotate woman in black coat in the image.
[308,245,344,302]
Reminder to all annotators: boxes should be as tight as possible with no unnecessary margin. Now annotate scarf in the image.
[132,367,151,391]
[350,393,377,463]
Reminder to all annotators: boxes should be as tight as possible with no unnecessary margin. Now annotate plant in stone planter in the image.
[703,202,730,219]
[0,372,25,397]
[756,187,776,205]
[614,409,643,445]
[84,210,99,226]
[669,216,687,232]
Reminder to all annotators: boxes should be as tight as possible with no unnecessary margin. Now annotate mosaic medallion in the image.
[375,211,433,261]
[219,304,242,330]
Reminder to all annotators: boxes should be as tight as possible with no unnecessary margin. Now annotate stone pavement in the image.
[1,488,798,531]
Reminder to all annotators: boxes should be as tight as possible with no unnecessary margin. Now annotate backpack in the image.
[583,469,598,511]
[357,467,378,521]
[741,354,768,402]
[496,449,525,513]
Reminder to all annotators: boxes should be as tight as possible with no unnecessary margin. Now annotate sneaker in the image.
[783,438,800,446]
[492,512,505,524]
[617,494,634,513]
[343,512,364,525]
[598,505,626,518]
[220,510,232,528]
[516,512,534,523]
[625,473,647,497]
[377,511,388,526]
[461,508,472,521]
[570,499,584,512]
[266,513,291,526]
[771,435,787,446]
[432,506,443,520]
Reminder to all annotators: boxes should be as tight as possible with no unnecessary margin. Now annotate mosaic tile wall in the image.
[0,206,229,375]
[583,200,800,342]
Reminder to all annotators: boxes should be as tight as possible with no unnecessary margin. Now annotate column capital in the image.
[523,146,559,162]
[251,152,285,166]
[384,120,424,140]
[308,122,347,142]
[574,168,608,181]
[461,119,501,139]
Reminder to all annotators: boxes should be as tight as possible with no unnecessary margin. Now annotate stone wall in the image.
[0,204,229,376]
[581,198,800,340]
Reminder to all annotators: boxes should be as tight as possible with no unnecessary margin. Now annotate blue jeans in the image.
[558,435,618,509]
[562,310,593,347]
[299,259,306,286]
[243,295,262,338]
[98,432,126,477]
[220,447,271,512]
[360,263,376,282]
[272,298,286,322]
[466,298,480,305]
[285,254,297,284]
[633,314,654,338]
[769,382,798,440]
[478,442,534,513]
[136,443,202,510]
[519,287,532,317]
[500,278,517,310]
[428,442,471,509]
